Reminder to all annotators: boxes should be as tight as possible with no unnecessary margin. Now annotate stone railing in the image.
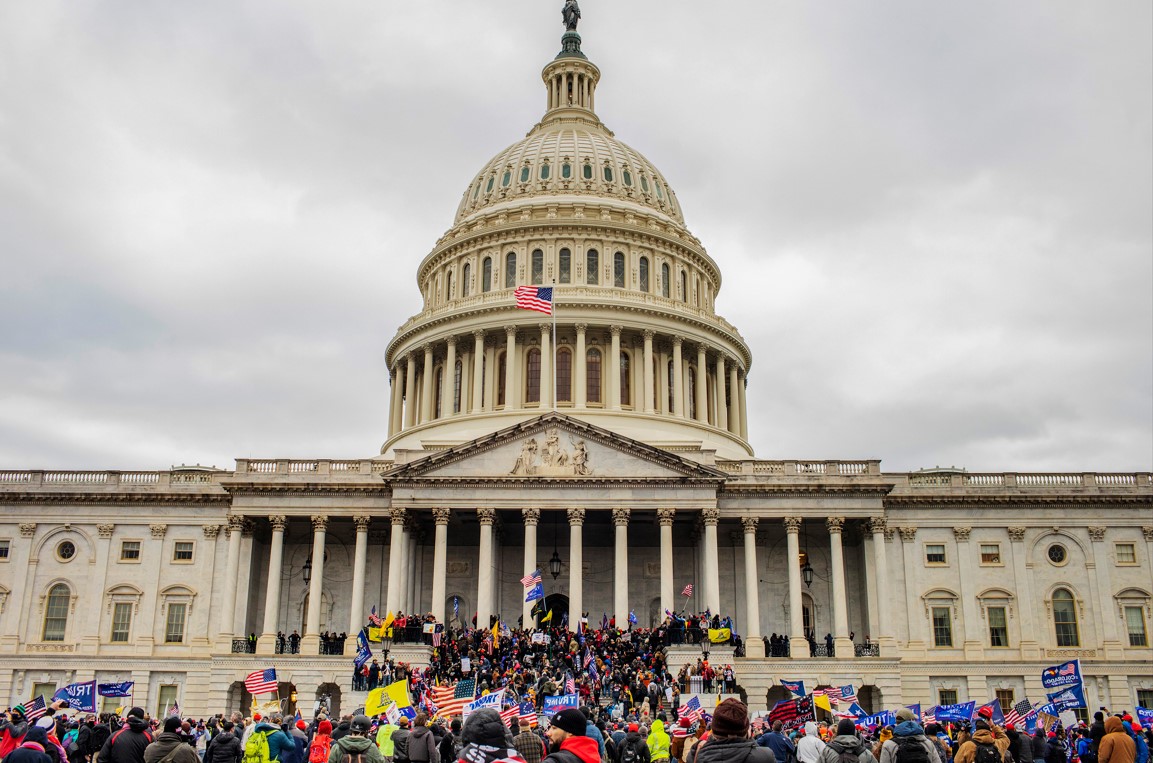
[0,470,226,488]
[902,472,1150,489]
[715,460,883,477]
[234,459,383,476]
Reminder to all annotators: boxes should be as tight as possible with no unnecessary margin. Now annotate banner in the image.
[1035,711,1059,734]
[52,681,97,713]
[423,623,436,634]
[525,583,545,603]
[542,694,579,716]
[384,679,412,709]
[97,682,134,698]
[707,628,732,643]
[365,688,388,717]
[934,701,976,722]
[461,657,471,674]
[1041,659,1082,690]
[780,680,806,697]
[368,627,384,643]
[861,710,895,728]
[1045,684,1086,711]
[530,633,551,645]
[384,702,401,725]
[1135,707,1153,727]
[355,629,372,670]
[463,690,504,718]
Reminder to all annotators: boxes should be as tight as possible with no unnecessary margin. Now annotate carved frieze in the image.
[509,427,592,476]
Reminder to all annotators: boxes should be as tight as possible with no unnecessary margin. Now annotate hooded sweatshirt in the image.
[408,727,439,763]
[797,725,826,763]
[695,736,777,763]
[649,721,671,762]
[99,716,155,763]
[953,726,1008,763]
[1099,718,1136,763]
[880,723,940,763]
[144,732,202,763]
[461,744,530,763]
[328,735,386,763]
[547,736,601,763]
[818,735,874,763]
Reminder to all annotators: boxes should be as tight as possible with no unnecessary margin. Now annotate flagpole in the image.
[551,279,557,412]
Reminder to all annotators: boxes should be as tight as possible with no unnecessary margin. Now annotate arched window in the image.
[526,348,542,404]
[43,583,71,641]
[583,162,594,180]
[1052,588,1080,647]
[556,348,572,403]
[540,161,551,180]
[688,368,696,419]
[667,360,675,412]
[519,165,531,183]
[620,352,632,406]
[531,249,544,285]
[680,270,688,302]
[561,161,572,179]
[446,270,455,301]
[482,258,492,292]
[586,250,599,285]
[586,349,602,403]
[434,366,444,419]
[639,257,650,292]
[614,252,626,287]
[496,352,506,407]
[661,263,670,298]
[505,252,517,288]
[453,360,463,414]
[462,263,471,297]
[559,248,571,284]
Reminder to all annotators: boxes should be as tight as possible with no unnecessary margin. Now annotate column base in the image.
[344,640,361,657]
[790,633,808,656]
[877,636,900,659]
[300,634,321,655]
[744,638,765,658]
[835,637,854,658]
[256,634,279,655]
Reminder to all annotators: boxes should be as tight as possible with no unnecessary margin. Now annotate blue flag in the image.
[542,694,579,716]
[1046,684,1086,710]
[1135,707,1153,727]
[53,681,97,713]
[525,583,544,603]
[905,704,921,720]
[780,679,806,697]
[628,610,638,624]
[354,628,372,670]
[935,701,976,722]
[1041,659,1082,690]
[862,710,895,728]
[976,700,1006,726]
[97,681,135,698]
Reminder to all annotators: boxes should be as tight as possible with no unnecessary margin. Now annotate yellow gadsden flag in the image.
[707,627,732,643]
[814,693,833,713]
[367,627,383,643]
[541,610,553,623]
[365,688,388,717]
[384,678,411,709]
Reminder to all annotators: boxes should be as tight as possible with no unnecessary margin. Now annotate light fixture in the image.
[302,554,313,586]
[549,512,563,580]
[801,520,813,589]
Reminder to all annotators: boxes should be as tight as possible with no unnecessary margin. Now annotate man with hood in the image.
[407,715,438,763]
[1,704,32,759]
[879,709,942,763]
[99,708,154,763]
[544,709,599,763]
[456,708,526,763]
[143,718,200,763]
[691,699,775,763]
[1098,716,1136,763]
[1005,725,1032,763]
[327,716,385,763]
[616,724,650,763]
[818,720,875,763]
[204,721,243,763]
[249,714,294,763]
[951,718,1008,763]
[797,724,826,763]
[647,720,670,763]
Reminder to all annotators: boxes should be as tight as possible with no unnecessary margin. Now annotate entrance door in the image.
[543,594,569,629]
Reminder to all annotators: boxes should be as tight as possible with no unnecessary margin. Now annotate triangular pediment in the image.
[382,413,727,483]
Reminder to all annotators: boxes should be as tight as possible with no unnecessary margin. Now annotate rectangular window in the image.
[1124,606,1147,647]
[111,603,133,643]
[165,603,187,643]
[938,689,958,706]
[173,542,194,562]
[1138,690,1153,711]
[0,539,9,560]
[1115,543,1137,564]
[988,606,1009,647]
[120,541,141,561]
[980,544,1001,564]
[925,544,946,564]
[558,248,571,284]
[525,350,541,404]
[996,690,1015,713]
[156,685,179,718]
[931,606,953,647]
[32,683,57,703]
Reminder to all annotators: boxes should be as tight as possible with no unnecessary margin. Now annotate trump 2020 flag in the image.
[53,681,97,713]
[525,582,545,603]
[1046,684,1087,711]
[98,682,135,698]
[780,679,805,697]
[355,629,372,670]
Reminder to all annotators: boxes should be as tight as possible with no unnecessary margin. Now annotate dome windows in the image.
[501,170,511,188]
[655,180,665,200]
[482,257,492,293]
[540,161,551,180]
[525,348,542,404]
[586,348,602,404]
[603,165,613,183]
[505,252,517,288]
[561,161,572,180]
[639,257,650,293]
[462,263,471,297]
[640,175,650,193]
[661,263,670,298]
[485,175,495,194]
[613,252,626,288]
[586,250,599,285]
[519,165,531,183]
[556,347,573,403]
[531,249,544,285]
[559,248,572,284]
[582,162,593,180]
[622,168,633,187]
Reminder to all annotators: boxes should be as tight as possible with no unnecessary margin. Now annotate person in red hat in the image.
[617,724,650,763]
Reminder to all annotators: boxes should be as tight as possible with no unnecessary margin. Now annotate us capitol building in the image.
[1,10,1150,720]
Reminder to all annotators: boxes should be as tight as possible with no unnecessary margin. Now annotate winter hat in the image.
[712,699,749,738]
[318,720,333,735]
[628,724,639,733]
[296,721,307,731]
[11,705,26,720]
[462,708,514,747]
[164,717,183,733]
[128,707,146,720]
[836,719,857,736]
[551,709,588,737]
[896,708,917,723]
[975,720,991,731]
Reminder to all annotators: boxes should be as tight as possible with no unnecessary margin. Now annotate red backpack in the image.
[309,736,332,763]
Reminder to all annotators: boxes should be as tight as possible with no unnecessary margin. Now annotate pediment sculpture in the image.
[510,427,592,476]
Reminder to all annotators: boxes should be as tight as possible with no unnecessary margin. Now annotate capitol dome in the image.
[382,27,754,461]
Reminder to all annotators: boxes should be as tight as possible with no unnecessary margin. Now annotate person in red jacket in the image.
[544,710,600,763]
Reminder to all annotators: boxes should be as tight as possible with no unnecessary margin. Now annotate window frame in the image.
[0,538,9,561]
[638,257,650,292]
[1115,542,1137,565]
[556,347,573,404]
[110,601,133,643]
[613,252,626,288]
[525,348,542,405]
[938,689,958,706]
[1123,605,1147,647]
[531,249,544,285]
[979,543,1002,565]
[586,250,599,285]
[619,351,632,407]
[1051,588,1080,647]
[505,252,517,289]
[931,605,954,647]
[462,262,471,297]
[558,248,571,284]
[165,602,187,643]
[661,263,670,298]
[172,541,195,564]
[42,583,72,642]
[586,348,602,405]
[987,605,1009,648]
[120,540,142,563]
[482,257,493,293]
[925,543,947,565]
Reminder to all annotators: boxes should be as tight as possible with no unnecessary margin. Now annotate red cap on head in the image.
[1006,724,1015,731]
[253,714,261,721]
[628,724,639,732]
[977,706,993,719]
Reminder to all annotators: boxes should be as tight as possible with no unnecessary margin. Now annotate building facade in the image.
[1,16,1151,719]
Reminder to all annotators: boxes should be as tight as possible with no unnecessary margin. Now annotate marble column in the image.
[420,343,435,423]
[827,516,853,656]
[442,337,457,418]
[404,354,417,428]
[257,515,287,655]
[613,508,630,626]
[728,363,741,435]
[539,323,552,408]
[476,507,496,629]
[609,326,622,410]
[522,508,540,627]
[1088,526,1123,658]
[715,354,728,431]
[504,326,518,409]
[1005,527,1038,659]
[574,324,587,408]
[385,508,407,616]
[346,516,370,653]
[301,516,327,654]
[406,520,419,614]
[868,517,896,655]
[695,345,708,423]
[658,509,676,617]
[219,515,244,642]
[701,508,721,614]
[657,344,670,414]
[898,526,925,653]
[953,526,984,658]
[738,372,749,439]
[671,337,684,418]
[430,509,451,624]
[742,517,765,657]
[471,330,485,413]
[568,508,585,630]
[642,330,655,413]
[784,517,806,649]
[388,369,403,437]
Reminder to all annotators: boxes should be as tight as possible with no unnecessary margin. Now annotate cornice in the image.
[220,483,391,498]
[885,494,1153,508]
[0,492,230,506]
[718,484,893,500]
[388,475,723,489]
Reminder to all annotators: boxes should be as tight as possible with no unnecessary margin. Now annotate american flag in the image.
[431,631,442,648]
[565,673,576,694]
[168,702,181,718]
[521,570,543,588]
[834,685,858,704]
[368,606,382,627]
[681,696,702,724]
[514,286,553,315]
[245,668,279,696]
[1004,699,1035,728]
[922,706,936,724]
[518,702,538,727]
[813,688,839,706]
[431,678,475,718]
[681,583,693,597]
[24,696,48,721]
[500,705,520,725]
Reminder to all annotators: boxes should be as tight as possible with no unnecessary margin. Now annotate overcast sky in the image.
[1,1,1149,473]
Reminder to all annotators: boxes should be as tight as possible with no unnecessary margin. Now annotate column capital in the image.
[473,328,485,340]
[269,515,288,531]
[825,516,845,534]
[522,507,541,525]
[422,342,434,354]
[226,514,244,533]
[575,323,587,334]
[1087,526,1106,542]
[643,329,655,340]
[897,526,917,542]
[700,508,720,527]
[504,325,518,338]
[202,524,222,539]
[477,507,497,525]
[432,508,452,525]
[612,508,630,527]
[783,516,803,534]
[952,526,971,542]
[445,335,458,348]
[1007,526,1027,542]
[867,516,887,535]
[567,507,586,526]
[657,508,676,526]
[150,524,168,539]
[241,518,256,537]
[609,325,623,337]
[1143,526,1153,542]
[96,523,115,538]
[671,335,683,347]
[539,323,551,334]
[741,516,759,534]
[389,507,407,526]
[354,515,372,531]
[310,515,328,531]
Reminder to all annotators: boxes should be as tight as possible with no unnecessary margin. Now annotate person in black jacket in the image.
[98,709,154,763]
[690,700,775,763]
[7,726,57,763]
[204,722,243,763]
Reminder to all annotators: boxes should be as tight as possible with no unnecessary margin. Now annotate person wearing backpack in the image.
[143,718,200,763]
[308,721,333,763]
[952,719,1009,763]
[326,717,383,763]
[616,724,650,763]
[205,722,243,763]
[879,709,943,763]
[819,720,877,763]
[246,713,293,763]
[98,708,154,763]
